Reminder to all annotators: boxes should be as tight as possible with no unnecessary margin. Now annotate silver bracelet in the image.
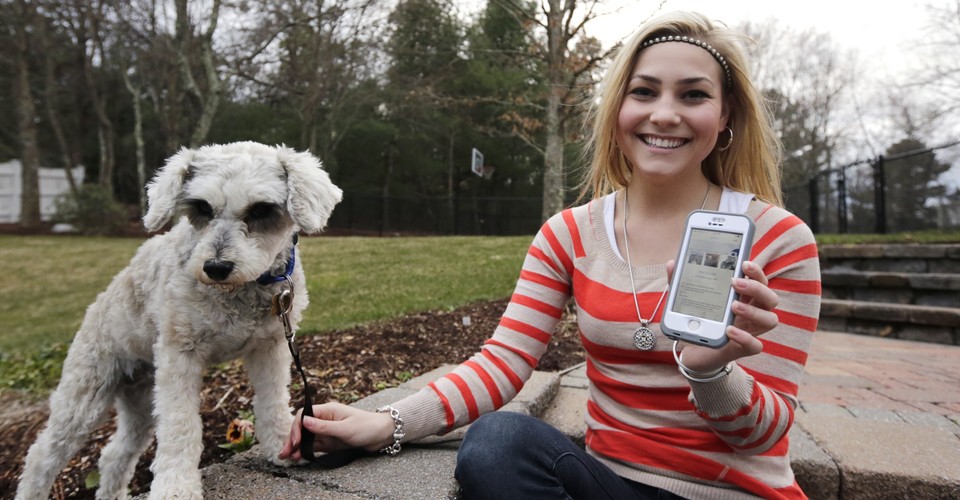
[376,405,405,456]
[672,341,732,383]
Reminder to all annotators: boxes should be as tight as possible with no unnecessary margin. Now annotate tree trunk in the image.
[541,0,566,222]
[176,0,223,148]
[124,69,147,214]
[39,14,78,196]
[543,95,564,221]
[14,0,41,228]
[80,0,115,191]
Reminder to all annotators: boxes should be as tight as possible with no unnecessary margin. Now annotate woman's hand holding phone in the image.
[664,259,779,374]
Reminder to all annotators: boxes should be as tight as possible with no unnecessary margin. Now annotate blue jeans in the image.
[455,412,685,500]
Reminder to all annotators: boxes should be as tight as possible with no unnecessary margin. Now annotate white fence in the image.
[0,160,85,223]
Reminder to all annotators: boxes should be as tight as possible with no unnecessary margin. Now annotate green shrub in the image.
[53,185,128,236]
[0,342,68,394]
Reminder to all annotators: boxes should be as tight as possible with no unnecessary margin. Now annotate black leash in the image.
[271,267,368,467]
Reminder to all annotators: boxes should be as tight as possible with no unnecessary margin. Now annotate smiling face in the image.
[616,41,729,184]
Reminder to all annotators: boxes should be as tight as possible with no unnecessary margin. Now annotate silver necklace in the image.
[622,183,711,350]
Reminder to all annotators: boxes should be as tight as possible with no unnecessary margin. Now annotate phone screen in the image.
[672,227,743,322]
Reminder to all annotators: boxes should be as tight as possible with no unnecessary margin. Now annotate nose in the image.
[203,260,235,281]
[649,98,681,127]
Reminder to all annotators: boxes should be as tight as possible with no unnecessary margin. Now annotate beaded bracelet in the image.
[376,405,405,455]
[671,341,733,383]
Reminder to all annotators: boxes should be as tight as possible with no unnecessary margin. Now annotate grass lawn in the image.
[2,228,957,393]
[0,234,532,356]
[0,236,144,353]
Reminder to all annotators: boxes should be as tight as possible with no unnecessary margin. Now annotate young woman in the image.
[281,11,821,499]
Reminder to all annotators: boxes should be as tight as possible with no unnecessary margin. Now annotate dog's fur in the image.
[16,142,342,500]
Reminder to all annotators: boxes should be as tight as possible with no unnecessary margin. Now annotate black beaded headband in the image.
[640,35,732,89]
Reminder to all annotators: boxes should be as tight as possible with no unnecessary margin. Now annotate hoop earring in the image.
[717,127,733,151]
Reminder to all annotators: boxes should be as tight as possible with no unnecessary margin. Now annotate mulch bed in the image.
[0,298,585,499]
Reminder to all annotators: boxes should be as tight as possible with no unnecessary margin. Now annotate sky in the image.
[592,0,938,76]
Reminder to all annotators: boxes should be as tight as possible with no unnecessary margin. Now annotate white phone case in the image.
[660,210,755,348]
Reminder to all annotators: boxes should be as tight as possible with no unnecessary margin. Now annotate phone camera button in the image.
[688,319,701,331]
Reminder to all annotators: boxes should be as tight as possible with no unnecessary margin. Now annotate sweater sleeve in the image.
[686,202,821,455]
[391,210,577,441]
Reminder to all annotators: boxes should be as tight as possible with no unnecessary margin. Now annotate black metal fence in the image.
[328,142,960,236]
[327,193,545,236]
[783,141,960,234]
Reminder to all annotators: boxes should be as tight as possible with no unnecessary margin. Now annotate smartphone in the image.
[660,210,755,348]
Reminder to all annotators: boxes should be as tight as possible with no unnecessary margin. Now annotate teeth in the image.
[643,136,685,149]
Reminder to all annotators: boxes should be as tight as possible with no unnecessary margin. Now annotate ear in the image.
[277,146,343,234]
[143,147,194,232]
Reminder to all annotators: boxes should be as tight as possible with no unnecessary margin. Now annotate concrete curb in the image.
[177,332,960,499]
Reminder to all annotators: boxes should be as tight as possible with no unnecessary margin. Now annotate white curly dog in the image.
[16,142,342,499]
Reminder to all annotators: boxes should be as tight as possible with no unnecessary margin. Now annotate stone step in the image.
[821,270,960,308]
[818,298,960,345]
[184,334,960,500]
[819,243,960,274]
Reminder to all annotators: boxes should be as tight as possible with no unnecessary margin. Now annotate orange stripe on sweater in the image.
[541,223,572,276]
[444,372,479,422]
[588,401,730,453]
[519,269,570,294]
[745,366,800,399]
[562,209,586,258]
[752,213,803,258]
[763,244,819,276]
[696,382,762,423]
[499,316,551,344]
[527,245,562,276]
[740,390,783,451]
[587,359,693,410]
[769,277,821,295]
[587,423,805,499]
[479,348,524,392]
[574,270,668,323]
[428,382,456,432]
[464,360,503,409]
[510,292,564,318]
[580,332,676,365]
[774,308,819,333]
[590,430,797,498]
[483,338,537,370]
[762,336,810,365]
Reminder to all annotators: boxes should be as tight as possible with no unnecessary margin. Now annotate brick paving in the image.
[800,330,960,420]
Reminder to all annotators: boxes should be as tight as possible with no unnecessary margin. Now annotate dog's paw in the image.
[267,454,299,468]
[148,478,203,500]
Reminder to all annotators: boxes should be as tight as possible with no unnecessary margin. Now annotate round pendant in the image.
[633,326,656,351]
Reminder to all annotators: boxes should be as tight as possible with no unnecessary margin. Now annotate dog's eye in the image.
[189,200,214,219]
[246,202,276,221]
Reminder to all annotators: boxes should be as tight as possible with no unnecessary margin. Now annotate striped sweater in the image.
[392,195,821,500]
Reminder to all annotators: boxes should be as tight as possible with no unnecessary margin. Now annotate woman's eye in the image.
[628,86,655,98]
[684,90,711,100]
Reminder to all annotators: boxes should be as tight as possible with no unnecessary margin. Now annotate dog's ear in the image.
[143,147,194,232]
[278,146,343,234]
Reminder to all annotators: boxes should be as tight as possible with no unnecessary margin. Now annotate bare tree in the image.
[11,0,41,227]
[740,20,857,187]
[232,0,385,165]
[494,0,609,221]
[37,7,80,195]
[175,0,224,147]
[915,0,960,120]
[69,0,118,190]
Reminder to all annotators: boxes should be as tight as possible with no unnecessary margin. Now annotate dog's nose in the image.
[203,260,234,281]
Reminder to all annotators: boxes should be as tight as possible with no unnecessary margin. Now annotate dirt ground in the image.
[0,297,585,499]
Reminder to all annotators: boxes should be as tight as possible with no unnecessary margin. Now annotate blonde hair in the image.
[579,11,783,206]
